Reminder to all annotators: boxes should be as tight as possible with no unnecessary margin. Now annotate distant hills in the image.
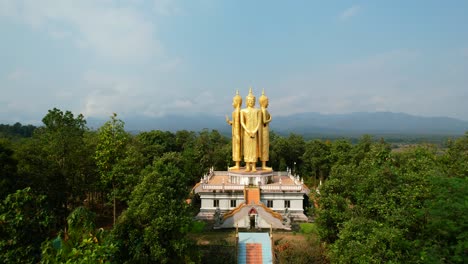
[86,112,468,136]
[273,112,468,135]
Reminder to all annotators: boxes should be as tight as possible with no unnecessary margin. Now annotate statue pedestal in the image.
[228,169,274,186]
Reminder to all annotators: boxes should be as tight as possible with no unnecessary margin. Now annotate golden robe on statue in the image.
[259,108,271,162]
[258,89,272,170]
[226,91,243,170]
[241,104,261,163]
[230,108,242,162]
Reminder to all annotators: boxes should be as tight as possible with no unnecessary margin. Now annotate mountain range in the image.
[86,112,468,136]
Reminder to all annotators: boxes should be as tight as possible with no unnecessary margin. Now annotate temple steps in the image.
[245,186,260,205]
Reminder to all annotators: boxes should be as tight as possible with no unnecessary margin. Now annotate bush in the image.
[299,223,317,234]
[191,221,206,233]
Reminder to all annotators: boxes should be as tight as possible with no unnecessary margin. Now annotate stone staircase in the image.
[246,243,263,264]
[238,232,272,264]
[245,186,260,205]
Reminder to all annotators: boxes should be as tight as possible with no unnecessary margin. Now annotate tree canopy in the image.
[1,108,466,263]
[112,161,197,263]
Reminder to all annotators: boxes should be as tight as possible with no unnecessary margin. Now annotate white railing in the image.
[201,184,245,191]
[260,185,302,191]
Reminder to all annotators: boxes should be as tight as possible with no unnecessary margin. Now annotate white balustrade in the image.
[201,184,245,191]
[260,185,302,191]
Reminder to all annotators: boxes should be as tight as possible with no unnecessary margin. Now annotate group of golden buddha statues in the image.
[226,88,272,172]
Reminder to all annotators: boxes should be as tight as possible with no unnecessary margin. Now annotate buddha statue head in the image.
[232,90,242,108]
[259,88,269,108]
[246,87,256,107]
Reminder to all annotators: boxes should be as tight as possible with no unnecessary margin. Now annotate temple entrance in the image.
[248,208,258,229]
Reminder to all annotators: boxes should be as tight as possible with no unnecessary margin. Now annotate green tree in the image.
[0,188,54,263]
[442,132,468,178]
[41,207,116,263]
[302,139,331,184]
[16,137,67,218]
[0,139,18,199]
[95,113,129,225]
[112,161,197,263]
[270,133,305,171]
[317,140,468,263]
[110,141,145,206]
[330,218,409,263]
[42,108,89,209]
[329,139,353,166]
[175,130,197,151]
[0,122,36,138]
[195,129,229,171]
[268,135,283,170]
[417,176,468,263]
[16,108,91,223]
[135,130,177,165]
[351,134,373,165]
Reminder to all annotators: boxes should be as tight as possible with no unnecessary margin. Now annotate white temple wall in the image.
[219,199,229,209]
[291,199,303,211]
[199,192,245,211]
[201,198,212,210]
[261,192,304,211]
[257,216,271,228]
[199,190,306,213]
[238,215,249,228]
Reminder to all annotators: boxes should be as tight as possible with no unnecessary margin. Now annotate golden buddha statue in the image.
[240,88,262,172]
[226,90,243,170]
[259,89,272,171]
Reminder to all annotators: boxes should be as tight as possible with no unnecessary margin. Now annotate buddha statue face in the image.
[247,97,255,107]
[232,96,242,108]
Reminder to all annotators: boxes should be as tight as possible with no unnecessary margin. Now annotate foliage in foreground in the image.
[41,207,116,263]
[0,188,53,264]
[111,161,199,263]
[317,137,468,263]
[275,234,327,264]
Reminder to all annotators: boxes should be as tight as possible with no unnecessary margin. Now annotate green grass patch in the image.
[190,221,206,233]
[299,223,317,234]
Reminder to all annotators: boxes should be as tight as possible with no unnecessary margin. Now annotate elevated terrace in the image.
[193,168,309,194]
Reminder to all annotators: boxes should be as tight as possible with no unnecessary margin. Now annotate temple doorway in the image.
[248,208,258,229]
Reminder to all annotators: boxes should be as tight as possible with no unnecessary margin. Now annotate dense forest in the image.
[1,108,467,263]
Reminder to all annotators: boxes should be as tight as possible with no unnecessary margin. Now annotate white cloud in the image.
[6,69,25,81]
[0,1,189,122]
[271,49,425,115]
[0,0,162,63]
[80,71,144,117]
[339,5,361,21]
[273,49,468,120]
[272,95,303,116]
[155,57,183,73]
[78,66,192,118]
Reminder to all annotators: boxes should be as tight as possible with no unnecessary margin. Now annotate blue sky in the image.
[1,0,467,124]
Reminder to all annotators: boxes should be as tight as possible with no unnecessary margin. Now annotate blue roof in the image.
[238,232,273,264]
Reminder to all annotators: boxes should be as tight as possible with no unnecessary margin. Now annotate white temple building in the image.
[193,167,310,230]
